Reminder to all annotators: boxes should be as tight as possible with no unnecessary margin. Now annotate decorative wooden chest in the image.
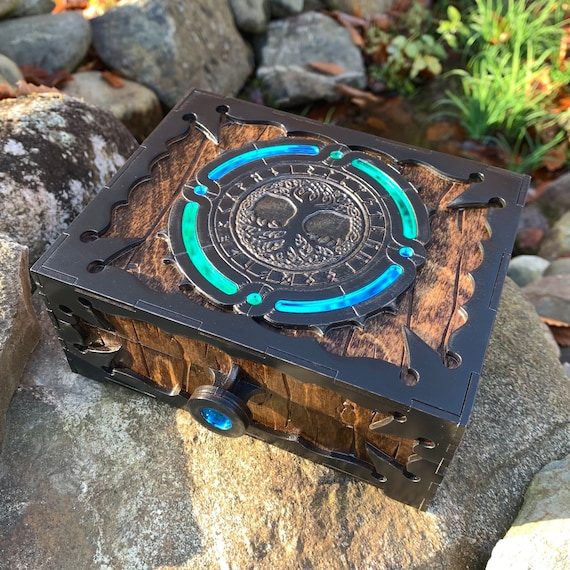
[32,90,528,509]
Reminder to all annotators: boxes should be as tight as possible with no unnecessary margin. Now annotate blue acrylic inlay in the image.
[208,144,321,181]
[200,407,233,430]
[351,158,418,240]
[274,265,403,314]
[193,184,208,195]
[399,246,415,258]
[181,202,239,295]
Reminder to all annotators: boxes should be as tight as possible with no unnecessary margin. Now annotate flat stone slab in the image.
[0,234,40,445]
[0,279,569,569]
[486,454,570,570]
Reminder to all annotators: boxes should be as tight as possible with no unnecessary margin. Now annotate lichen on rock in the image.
[0,93,138,263]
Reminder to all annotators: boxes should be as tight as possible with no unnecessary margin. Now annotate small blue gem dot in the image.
[193,185,208,196]
[399,246,414,258]
[246,292,263,306]
[329,150,344,160]
[200,407,233,430]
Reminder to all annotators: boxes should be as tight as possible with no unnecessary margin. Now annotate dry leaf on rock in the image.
[328,10,368,29]
[0,83,16,100]
[14,81,61,96]
[335,83,380,105]
[541,316,570,346]
[326,10,367,48]
[307,62,346,76]
[102,70,124,88]
[20,65,73,88]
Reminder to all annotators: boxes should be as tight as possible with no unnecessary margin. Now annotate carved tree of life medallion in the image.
[167,139,430,330]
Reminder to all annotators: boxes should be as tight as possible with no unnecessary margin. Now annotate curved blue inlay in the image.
[208,144,321,181]
[274,265,403,314]
[351,158,418,240]
[181,202,239,295]
[200,407,233,430]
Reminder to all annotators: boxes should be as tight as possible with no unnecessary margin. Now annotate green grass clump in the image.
[437,0,570,172]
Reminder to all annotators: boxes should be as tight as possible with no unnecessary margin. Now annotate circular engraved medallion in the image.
[231,177,368,274]
[167,139,430,329]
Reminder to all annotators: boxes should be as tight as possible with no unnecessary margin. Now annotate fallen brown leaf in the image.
[102,70,124,88]
[52,0,88,12]
[20,65,72,88]
[552,327,570,346]
[0,82,16,100]
[371,13,393,31]
[347,22,366,48]
[541,316,570,328]
[307,62,345,76]
[14,80,60,96]
[328,10,368,29]
[540,317,570,346]
[325,10,367,48]
[541,316,570,346]
[335,83,380,104]
[49,70,74,89]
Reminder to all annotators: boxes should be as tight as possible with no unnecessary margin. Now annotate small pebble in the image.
[543,257,570,277]
[507,255,550,287]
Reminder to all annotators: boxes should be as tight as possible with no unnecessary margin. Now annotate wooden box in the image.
[31,90,528,509]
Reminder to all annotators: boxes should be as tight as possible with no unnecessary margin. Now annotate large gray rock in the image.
[0,235,40,446]
[255,11,366,107]
[544,257,570,277]
[304,0,392,16]
[9,0,54,17]
[61,71,163,142]
[0,93,138,263]
[0,12,91,73]
[507,254,549,287]
[269,0,303,18]
[539,210,570,260]
[486,454,570,570]
[524,274,570,324]
[515,203,549,255]
[230,0,270,34]
[0,53,24,86]
[0,0,18,18]
[91,0,252,109]
[536,170,570,224]
[0,279,568,568]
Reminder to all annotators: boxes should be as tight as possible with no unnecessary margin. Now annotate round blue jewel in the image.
[399,246,415,258]
[193,185,208,196]
[200,407,233,430]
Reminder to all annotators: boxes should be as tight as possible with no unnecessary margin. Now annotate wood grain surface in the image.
[90,118,492,469]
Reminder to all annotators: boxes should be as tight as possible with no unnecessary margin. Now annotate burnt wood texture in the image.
[32,90,528,509]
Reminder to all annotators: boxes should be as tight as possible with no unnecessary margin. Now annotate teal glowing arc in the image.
[274,264,403,314]
[181,202,239,295]
[208,144,321,181]
[351,159,418,239]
